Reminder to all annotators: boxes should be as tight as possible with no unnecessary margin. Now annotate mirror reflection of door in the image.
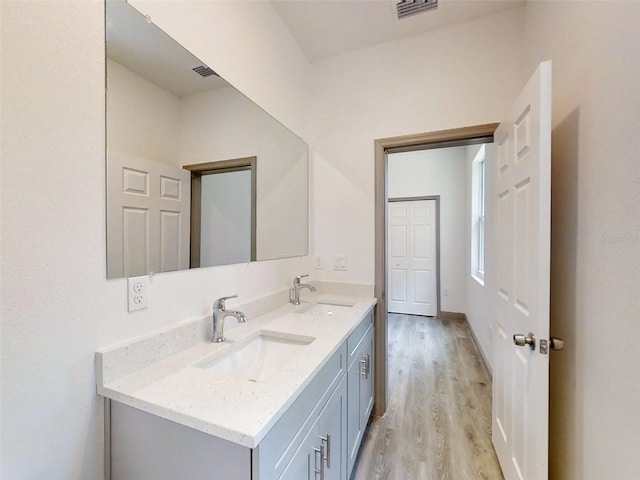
[107,150,191,279]
[184,157,257,268]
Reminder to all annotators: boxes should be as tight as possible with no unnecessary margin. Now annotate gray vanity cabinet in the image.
[278,311,375,480]
[346,313,375,478]
[253,342,347,480]
[108,309,375,480]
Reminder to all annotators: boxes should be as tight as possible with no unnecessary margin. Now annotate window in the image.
[471,144,486,284]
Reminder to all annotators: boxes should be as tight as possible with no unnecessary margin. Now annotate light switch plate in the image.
[127,275,149,312]
[332,255,348,271]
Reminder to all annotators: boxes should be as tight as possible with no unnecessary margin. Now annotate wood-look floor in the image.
[352,314,504,480]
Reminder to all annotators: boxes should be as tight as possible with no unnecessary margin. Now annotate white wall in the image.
[387,147,468,313]
[308,7,524,284]
[107,58,181,165]
[0,1,311,477]
[522,2,640,479]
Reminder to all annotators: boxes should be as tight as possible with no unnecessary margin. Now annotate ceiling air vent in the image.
[396,0,438,19]
[192,66,218,78]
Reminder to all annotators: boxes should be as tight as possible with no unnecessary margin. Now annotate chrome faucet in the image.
[289,274,316,305]
[212,294,247,342]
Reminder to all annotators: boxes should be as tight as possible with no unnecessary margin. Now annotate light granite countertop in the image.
[96,293,376,448]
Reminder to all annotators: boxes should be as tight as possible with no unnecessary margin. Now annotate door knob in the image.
[513,332,536,350]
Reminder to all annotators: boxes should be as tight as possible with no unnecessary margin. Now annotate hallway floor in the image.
[352,313,504,479]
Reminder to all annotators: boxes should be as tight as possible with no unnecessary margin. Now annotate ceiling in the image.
[107,0,525,95]
[107,0,227,97]
[272,0,525,62]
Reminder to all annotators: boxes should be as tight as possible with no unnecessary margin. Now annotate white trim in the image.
[470,144,486,283]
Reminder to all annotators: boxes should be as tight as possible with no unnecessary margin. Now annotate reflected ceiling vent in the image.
[192,65,218,78]
[396,0,438,19]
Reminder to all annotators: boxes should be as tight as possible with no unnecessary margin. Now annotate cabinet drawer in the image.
[347,310,373,369]
[254,341,347,480]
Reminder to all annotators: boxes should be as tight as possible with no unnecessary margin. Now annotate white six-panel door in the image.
[387,199,438,316]
[492,61,552,480]
[107,150,190,278]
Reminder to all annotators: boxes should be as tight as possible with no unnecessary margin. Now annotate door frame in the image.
[387,196,441,318]
[183,156,257,268]
[373,123,498,416]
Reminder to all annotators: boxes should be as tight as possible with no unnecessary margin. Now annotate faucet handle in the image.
[294,274,309,284]
[214,294,238,310]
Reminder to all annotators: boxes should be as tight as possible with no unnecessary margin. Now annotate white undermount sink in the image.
[294,299,355,316]
[195,330,315,382]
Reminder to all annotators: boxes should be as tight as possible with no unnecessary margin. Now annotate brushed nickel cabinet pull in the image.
[321,434,331,468]
[314,444,325,480]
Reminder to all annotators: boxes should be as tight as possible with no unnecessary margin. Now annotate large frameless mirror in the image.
[105,0,309,279]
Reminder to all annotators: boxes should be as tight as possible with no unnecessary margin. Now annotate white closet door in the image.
[387,199,437,316]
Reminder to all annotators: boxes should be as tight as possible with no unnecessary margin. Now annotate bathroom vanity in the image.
[97,293,376,480]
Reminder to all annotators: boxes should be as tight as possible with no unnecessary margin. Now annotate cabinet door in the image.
[347,324,375,478]
[280,376,347,480]
[346,358,363,476]
[359,327,374,423]
[317,375,347,480]
[278,420,316,480]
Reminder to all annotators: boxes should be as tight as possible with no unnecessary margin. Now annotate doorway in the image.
[372,63,552,480]
[184,156,257,268]
[373,123,498,416]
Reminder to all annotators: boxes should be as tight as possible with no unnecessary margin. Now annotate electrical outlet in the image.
[127,275,149,312]
[314,255,324,270]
